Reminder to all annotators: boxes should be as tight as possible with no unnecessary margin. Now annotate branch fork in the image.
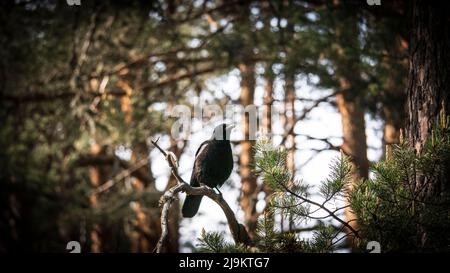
[151,139,251,253]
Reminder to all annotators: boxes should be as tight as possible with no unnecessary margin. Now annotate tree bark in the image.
[332,5,369,249]
[117,80,162,252]
[88,143,104,253]
[285,73,296,231]
[382,34,408,159]
[336,92,369,247]
[262,71,274,138]
[262,69,275,230]
[285,74,296,177]
[406,1,450,155]
[406,0,450,249]
[239,62,258,239]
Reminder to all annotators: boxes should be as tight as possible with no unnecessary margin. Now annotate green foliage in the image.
[197,138,354,253]
[351,110,450,252]
[196,229,252,253]
[199,114,450,252]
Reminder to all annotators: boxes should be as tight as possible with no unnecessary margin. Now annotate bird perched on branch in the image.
[182,123,235,218]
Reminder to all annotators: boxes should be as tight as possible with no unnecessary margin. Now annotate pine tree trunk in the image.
[262,70,274,230]
[88,143,103,253]
[382,105,402,159]
[382,34,408,159]
[239,62,258,239]
[117,80,164,252]
[406,1,450,155]
[285,74,296,177]
[336,92,369,247]
[333,6,369,248]
[406,0,450,249]
[262,72,273,138]
[285,73,296,231]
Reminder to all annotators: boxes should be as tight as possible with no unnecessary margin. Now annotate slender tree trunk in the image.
[382,105,402,159]
[406,0,450,249]
[336,91,369,245]
[262,69,275,230]
[332,5,369,249]
[262,72,274,138]
[285,74,296,177]
[117,80,163,252]
[382,35,408,159]
[239,62,258,239]
[285,73,296,231]
[88,143,103,253]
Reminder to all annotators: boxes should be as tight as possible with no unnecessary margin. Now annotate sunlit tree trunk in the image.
[117,80,162,252]
[262,71,274,138]
[88,142,103,253]
[239,62,258,239]
[336,91,368,249]
[332,5,369,249]
[285,74,296,177]
[382,35,408,159]
[285,73,296,231]
[262,68,274,229]
[336,94,369,180]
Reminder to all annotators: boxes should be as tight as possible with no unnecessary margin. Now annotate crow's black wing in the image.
[191,140,211,186]
[182,140,210,218]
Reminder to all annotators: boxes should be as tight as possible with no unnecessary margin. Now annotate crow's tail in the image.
[182,195,203,218]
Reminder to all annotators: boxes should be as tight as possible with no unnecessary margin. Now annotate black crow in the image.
[182,123,234,218]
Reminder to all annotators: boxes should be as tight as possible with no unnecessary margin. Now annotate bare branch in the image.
[88,156,151,195]
[280,92,337,146]
[151,139,251,253]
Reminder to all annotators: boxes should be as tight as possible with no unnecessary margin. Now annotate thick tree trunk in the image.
[406,0,450,249]
[406,1,450,155]
[239,62,258,239]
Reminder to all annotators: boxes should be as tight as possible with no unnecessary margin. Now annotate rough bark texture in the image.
[239,62,258,239]
[406,1,450,155]
[406,0,450,249]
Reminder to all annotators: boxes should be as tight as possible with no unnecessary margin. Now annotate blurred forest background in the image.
[1,0,449,253]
